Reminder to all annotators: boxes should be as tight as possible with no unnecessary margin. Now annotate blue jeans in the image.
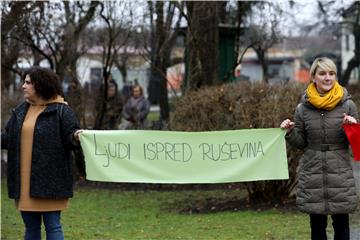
[20,211,64,240]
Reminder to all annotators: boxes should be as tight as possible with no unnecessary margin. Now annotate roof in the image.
[86,46,149,56]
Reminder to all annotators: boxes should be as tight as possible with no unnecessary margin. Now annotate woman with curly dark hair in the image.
[1,66,84,240]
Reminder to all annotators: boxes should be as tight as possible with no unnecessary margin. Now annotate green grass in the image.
[147,111,160,122]
[1,181,310,240]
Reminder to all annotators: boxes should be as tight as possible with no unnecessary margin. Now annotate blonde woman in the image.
[280,57,358,240]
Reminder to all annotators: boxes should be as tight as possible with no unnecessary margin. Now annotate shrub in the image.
[348,84,360,110]
[170,81,306,202]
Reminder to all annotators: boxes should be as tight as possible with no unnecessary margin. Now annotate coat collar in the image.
[13,101,65,116]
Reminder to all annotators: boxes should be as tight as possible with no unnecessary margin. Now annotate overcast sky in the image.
[90,0,356,37]
[273,0,355,36]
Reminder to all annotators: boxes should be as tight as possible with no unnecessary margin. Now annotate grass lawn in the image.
[1,181,311,240]
[147,111,160,122]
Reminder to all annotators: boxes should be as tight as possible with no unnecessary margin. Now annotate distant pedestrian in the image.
[234,64,249,81]
[119,85,150,129]
[95,79,123,130]
[1,66,84,240]
[280,57,358,240]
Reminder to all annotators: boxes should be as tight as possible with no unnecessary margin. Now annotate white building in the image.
[240,48,310,84]
[341,3,360,84]
[76,46,150,96]
[16,46,151,97]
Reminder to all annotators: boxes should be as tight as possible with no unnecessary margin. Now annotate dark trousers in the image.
[309,214,349,240]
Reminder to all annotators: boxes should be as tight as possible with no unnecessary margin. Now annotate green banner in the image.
[80,129,288,183]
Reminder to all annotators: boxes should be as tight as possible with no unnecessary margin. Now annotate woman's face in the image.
[107,83,116,97]
[132,86,141,98]
[312,67,336,94]
[22,75,37,101]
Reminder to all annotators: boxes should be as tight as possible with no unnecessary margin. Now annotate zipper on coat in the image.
[320,110,329,213]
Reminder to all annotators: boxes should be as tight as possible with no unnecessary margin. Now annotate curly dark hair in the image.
[22,66,64,100]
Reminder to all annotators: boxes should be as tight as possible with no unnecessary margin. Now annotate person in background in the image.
[119,85,150,129]
[280,57,358,240]
[1,66,84,240]
[120,80,133,104]
[234,64,249,81]
[95,78,123,130]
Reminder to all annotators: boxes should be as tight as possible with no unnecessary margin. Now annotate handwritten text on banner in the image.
[80,129,288,183]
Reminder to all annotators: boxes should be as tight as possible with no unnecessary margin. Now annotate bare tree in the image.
[340,2,360,85]
[1,1,44,89]
[249,22,281,83]
[179,1,254,88]
[56,1,100,125]
[239,2,282,83]
[93,1,133,129]
[3,1,100,125]
[57,1,99,80]
[304,1,359,85]
[183,1,219,90]
[233,1,253,68]
[146,1,183,122]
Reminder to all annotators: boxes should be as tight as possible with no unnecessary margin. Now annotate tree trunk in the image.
[116,59,128,84]
[255,48,269,83]
[57,55,85,126]
[156,2,170,121]
[341,57,360,86]
[147,1,170,121]
[93,68,111,130]
[185,2,219,91]
[57,1,99,127]
[1,39,22,90]
[1,44,19,90]
[340,4,360,86]
[1,66,16,90]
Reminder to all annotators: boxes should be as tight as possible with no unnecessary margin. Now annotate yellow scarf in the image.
[306,81,343,110]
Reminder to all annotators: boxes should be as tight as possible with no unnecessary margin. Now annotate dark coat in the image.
[122,96,150,125]
[95,95,123,130]
[1,102,81,200]
[286,88,358,214]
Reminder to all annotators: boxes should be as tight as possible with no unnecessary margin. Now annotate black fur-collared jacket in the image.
[1,102,81,200]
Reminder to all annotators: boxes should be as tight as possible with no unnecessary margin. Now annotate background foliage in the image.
[170,81,360,201]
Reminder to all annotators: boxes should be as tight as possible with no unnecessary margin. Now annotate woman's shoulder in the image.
[43,103,76,118]
[13,101,29,113]
[58,103,76,115]
[52,103,78,123]
[341,87,354,101]
[340,87,357,106]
